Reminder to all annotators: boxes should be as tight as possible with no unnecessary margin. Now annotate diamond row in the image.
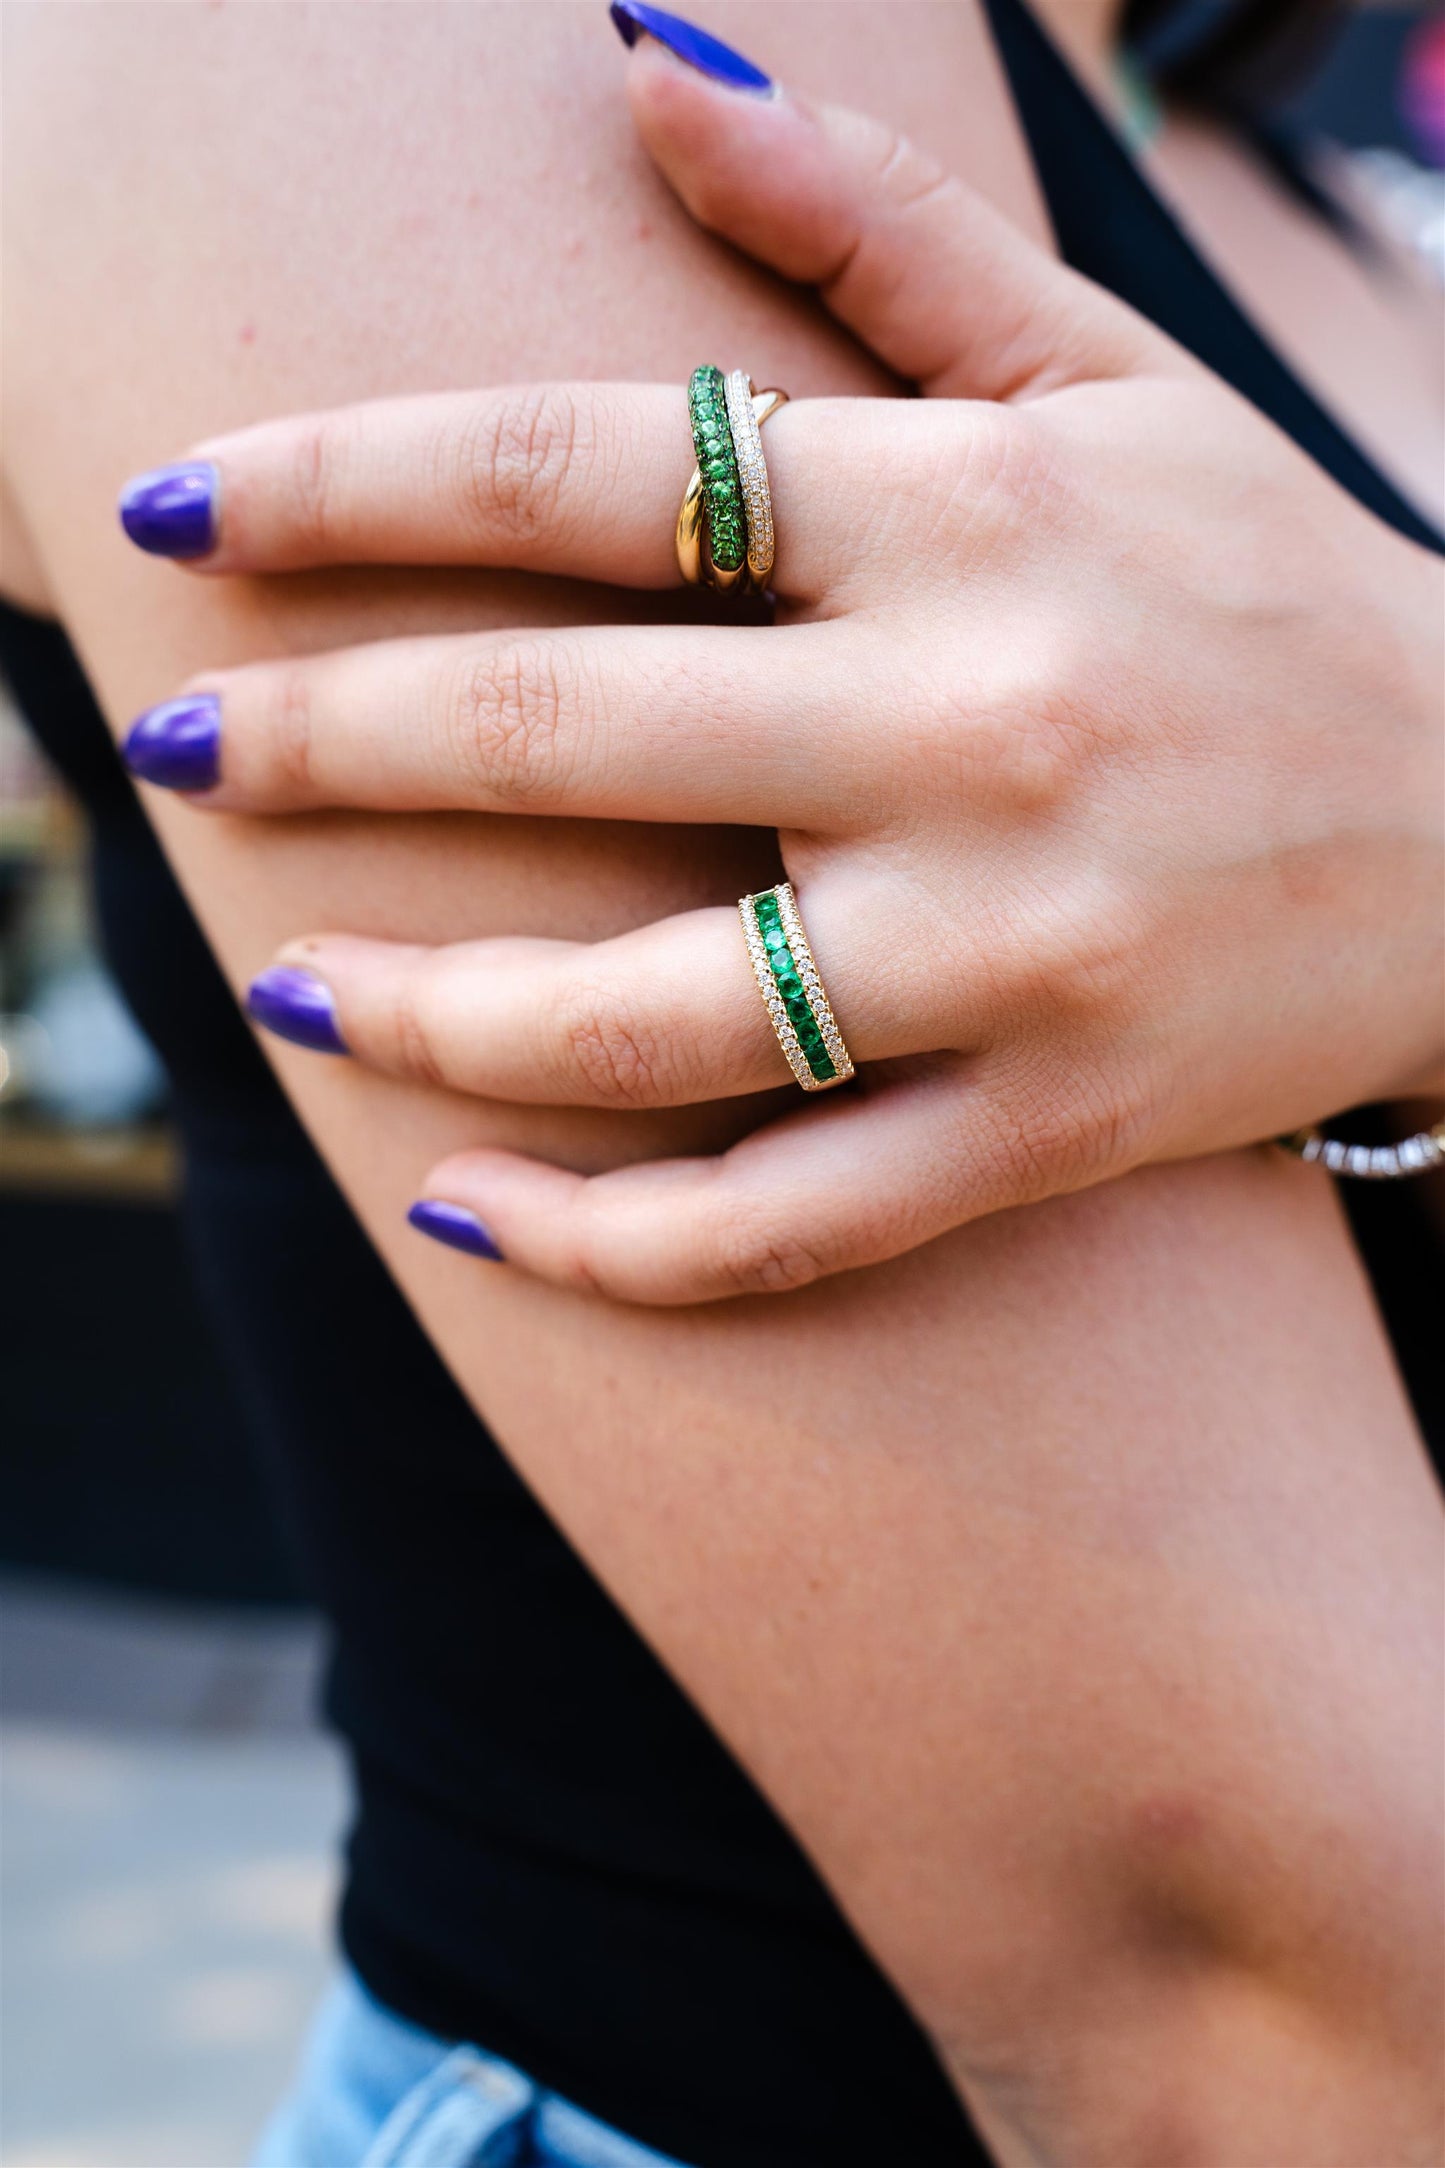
[774,883,854,1082]
[687,364,746,574]
[739,895,816,1091]
[724,368,776,585]
[1291,1125,1445,1179]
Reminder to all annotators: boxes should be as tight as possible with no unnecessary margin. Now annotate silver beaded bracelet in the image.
[1278,1119,1445,1180]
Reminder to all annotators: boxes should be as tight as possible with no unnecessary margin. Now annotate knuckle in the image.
[452,385,586,549]
[815,118,959,297]
[968,404,1067,538]
[906,405,1068,583]
[871,125,957,226]
[995,1079,1107,1199]
[947,407,1078,562]
[970,644,1106,810]
[710,1208,830,1298]
[1009,878,1152,1024]
[990,1050,1155,1203]
[446,640,570,805]
[389,962,454,1093]
[907,628,1106,824]
[266,661,319,796]
[285,410,354,557]
[553,982,671,1109]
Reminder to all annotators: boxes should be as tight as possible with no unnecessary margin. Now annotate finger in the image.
[620,36,1182,399]
[137,621,868,826]
[404,1057,1062,1304]
[119,381,840,593]
[245,895,949,1110]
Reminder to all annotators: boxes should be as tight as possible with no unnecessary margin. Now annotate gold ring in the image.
[739,881,854,1092]
[677,366,788,595]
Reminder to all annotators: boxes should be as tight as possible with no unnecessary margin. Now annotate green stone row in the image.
[754,890,838,1084]
[687,364,747,575]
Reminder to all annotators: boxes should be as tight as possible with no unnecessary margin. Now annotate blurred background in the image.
[1,8,1441,2164]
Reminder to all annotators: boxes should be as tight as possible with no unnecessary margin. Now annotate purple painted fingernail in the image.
[609,2,774,93]
[118,461,219,559]
[121,694,221,792]
[407,1200,505,1262]
[245,966,348,1056]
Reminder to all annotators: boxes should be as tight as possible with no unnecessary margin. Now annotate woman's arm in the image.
[5,5,1440,2157]
[151,65,1444,1302]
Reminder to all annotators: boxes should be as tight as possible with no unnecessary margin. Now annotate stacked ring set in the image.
[674,366,856,1095]
[675,365,787,596]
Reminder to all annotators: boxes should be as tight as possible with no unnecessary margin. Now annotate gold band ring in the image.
[739,882,855,1093]
[677,368,788,595]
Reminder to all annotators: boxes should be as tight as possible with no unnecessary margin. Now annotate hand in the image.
[120,42,1444,1304]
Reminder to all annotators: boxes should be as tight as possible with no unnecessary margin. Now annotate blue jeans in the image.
[252,1970,694,2168]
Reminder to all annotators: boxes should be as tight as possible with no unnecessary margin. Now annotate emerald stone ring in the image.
[739,881,855,1092]
[677,366,788,595]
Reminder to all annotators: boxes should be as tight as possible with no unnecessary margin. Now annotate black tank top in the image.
[5,6,1439,2164]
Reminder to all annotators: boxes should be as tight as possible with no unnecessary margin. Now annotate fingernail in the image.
[121,694,221,792]
[118,460,219,559]
[245,965,348,1055]
[608,2,773,92]
[407,1200,505,1262]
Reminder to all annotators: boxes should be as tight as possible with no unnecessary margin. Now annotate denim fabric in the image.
[251,1971,694,2168]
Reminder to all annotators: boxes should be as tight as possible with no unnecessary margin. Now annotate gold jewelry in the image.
[739,881,854,1092]
[678,368,788,595]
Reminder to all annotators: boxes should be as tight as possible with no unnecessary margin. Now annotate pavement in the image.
[1,1578,345,2168]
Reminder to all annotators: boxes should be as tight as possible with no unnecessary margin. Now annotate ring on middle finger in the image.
[677,365,788,595]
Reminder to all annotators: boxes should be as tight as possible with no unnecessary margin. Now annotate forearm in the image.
[6,5,1440,2153]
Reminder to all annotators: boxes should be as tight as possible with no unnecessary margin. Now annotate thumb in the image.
[613,7,1176,400]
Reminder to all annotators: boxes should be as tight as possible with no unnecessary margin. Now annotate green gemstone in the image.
[687,363,746,574]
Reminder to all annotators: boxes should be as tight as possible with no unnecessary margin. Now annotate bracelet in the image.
[1277,1118,1445,1180]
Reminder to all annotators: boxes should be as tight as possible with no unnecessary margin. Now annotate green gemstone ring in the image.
[739,882,855,1092]
[677,366,787,595]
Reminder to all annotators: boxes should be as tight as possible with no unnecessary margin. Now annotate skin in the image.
[2,4,1441,2160]
[167,63,1445,1302]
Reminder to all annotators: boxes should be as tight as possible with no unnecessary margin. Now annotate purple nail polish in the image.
[609,2,773,93]
[245,966,348,1056]
[121,694,221,792]
[407,1200,505,1262]
[118,461,219,559]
